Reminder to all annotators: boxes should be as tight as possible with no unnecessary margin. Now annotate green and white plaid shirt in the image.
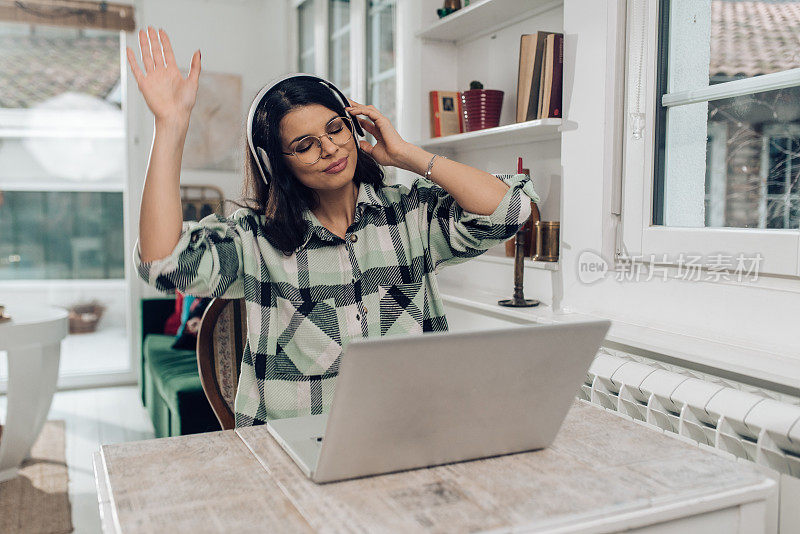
[134,173,538,426]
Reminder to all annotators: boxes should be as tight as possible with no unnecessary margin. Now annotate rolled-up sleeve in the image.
[416,172,539,269]
[133,212,247,298]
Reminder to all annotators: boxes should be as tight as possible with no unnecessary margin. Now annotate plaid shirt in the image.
[134,173,538,425]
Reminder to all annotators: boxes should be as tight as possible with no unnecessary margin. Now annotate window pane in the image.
[366,0,396,120]
[367,1,396,74]
[656,1,800,229]
[667,0,800,91]
[662,87,800,229]
[0,23,127,278]
[298,0,316,73]
[0,23,125,188]
[328,0,350,92]
[366,1,396,184]
[710,0,800,84]
[0,191,125,279]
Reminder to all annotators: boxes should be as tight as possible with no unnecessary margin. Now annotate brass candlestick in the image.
[498,225,540,308]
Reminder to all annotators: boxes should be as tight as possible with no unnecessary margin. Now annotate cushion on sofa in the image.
[143,334,220,435]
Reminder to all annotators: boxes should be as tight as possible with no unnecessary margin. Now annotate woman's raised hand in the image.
[126,27,201,124]
[345,99,411,169]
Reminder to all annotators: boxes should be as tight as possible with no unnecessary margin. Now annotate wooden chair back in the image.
[196,298,247,430]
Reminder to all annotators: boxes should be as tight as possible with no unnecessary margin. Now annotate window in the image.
[295,0,397,182]
[0,19,132,385]
[298,0,316,73]
[366,0,396,126]
[365,0,396,182]
[0,191,124,279]
[328,0,351,95]
[0,23,126,280]
[654,0,800,230]
[621,0,800,277]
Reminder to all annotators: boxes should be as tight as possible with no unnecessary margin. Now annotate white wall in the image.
[125,0,290,378]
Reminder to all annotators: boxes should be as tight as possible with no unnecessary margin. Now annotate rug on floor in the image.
[0,420,73,534]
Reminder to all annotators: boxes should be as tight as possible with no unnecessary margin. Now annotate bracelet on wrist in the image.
[424,153,447,180]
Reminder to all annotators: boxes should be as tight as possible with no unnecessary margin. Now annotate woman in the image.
[127,27,539,426]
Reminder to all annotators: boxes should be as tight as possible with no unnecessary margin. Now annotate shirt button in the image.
[350,234,358,243]
[351,278,355,284]
[356,314,360,320]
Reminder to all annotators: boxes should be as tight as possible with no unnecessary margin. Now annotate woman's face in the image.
[279,103,357,192]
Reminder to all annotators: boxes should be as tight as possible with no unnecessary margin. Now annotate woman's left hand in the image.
[345,99,411,168]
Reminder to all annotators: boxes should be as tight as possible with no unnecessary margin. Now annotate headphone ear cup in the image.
[256,146,272,185]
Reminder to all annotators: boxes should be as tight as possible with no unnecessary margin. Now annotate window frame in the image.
[292,0,398,181]
[619,0,800,278]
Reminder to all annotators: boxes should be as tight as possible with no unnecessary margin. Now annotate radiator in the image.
[579,348,800,533]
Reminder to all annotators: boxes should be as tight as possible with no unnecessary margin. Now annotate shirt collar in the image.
[296,181,384,253]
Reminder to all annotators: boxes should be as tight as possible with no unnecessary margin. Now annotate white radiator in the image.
[580,348,800,533]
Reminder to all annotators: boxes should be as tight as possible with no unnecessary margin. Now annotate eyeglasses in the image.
[281,116,354,165]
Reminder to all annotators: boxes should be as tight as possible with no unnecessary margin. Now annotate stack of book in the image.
[516,32,563,122]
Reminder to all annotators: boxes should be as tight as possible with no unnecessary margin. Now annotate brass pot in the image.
[533,221,559,262]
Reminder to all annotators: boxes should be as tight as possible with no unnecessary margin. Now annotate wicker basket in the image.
[68,301,106,334]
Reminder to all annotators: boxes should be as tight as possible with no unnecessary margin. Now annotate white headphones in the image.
[246,72,366,186]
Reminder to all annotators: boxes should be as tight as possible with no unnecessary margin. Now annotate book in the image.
[429,90,464,137]
[516,34,538,123]
[539,34,555,119]
[547,33,564,118]
[525,32,554,121]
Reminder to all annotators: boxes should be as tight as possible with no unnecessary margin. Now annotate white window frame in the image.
[619,0,800,278]
[289,0,379,106]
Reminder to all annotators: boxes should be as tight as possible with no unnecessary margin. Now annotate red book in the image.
[547,33,564,118]
[429,90,464,138]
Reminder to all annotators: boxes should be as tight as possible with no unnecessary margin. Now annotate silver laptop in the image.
[266,319,611,484]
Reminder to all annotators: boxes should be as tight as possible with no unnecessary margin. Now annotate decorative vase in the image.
[461,89,503,132]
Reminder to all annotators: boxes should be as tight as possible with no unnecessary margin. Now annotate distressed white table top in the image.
[99,400,773,533]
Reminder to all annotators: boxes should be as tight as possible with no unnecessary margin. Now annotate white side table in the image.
[0,305,68,482]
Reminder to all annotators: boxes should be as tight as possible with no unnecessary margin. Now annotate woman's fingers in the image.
[356,116,377,135]
[158,29,178,69]
[138,29,155,73]
[147,27,164,69]
[188,50,201,84]
[125,47,144,85]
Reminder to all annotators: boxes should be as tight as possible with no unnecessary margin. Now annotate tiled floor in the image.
[0,386,154,533]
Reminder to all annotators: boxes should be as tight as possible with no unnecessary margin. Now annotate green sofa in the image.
[140,298,221,438]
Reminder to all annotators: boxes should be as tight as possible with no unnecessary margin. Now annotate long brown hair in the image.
[228,76,385,255]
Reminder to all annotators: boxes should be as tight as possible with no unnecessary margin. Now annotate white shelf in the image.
[416,0,564,43]
[414,118,562,152]
[476,253,560,271]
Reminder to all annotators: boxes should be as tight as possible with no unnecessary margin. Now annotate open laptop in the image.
[266,319,611,484]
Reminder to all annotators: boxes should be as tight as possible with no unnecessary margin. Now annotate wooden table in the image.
[93,400,774,533]
[0,304,68,482]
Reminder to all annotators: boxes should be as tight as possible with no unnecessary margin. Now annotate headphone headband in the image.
[246,72,365,186]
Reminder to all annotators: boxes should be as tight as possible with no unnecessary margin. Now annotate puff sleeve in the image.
[415,172,539,270]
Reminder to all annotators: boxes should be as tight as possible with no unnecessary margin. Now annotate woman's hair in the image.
[230,76,385,255]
